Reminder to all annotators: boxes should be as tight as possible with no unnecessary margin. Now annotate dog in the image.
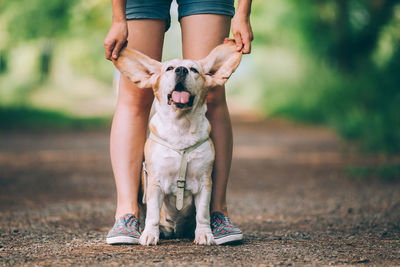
[112,39,242,246]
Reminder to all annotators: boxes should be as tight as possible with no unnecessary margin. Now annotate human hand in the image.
[104,21,128,60]
[231,14,254,54]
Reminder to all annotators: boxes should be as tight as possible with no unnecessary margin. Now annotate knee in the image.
[116,79,154,117]
[206,85,227,112]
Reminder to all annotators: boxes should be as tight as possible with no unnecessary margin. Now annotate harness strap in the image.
[142,161,148,204]
[148,132,209,210]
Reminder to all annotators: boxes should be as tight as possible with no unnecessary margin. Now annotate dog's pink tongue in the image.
[172,91,190,104]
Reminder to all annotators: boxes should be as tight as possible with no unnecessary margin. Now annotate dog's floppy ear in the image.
[113,48,161,88]
[199,39,242,88]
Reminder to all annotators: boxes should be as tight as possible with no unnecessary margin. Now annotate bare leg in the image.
[110,19,165,219]
[180,14,232,215]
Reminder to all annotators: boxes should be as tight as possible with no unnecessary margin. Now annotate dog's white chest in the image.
[145,138,214,196]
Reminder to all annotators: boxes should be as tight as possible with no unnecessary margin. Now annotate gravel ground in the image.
[0,118,399,266]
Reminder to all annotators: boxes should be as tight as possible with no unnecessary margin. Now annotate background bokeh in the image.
[1,0,400,154]
[1,2,400,264]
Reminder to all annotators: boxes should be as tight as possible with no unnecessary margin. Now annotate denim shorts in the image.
[126,0,235,31]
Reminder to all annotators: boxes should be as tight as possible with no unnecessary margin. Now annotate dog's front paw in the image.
[140,228,159,246]
[194,228,215,245]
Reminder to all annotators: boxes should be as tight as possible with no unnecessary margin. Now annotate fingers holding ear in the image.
[243,26,254,54]
[104,21,128,61]
[112,40,126,59]
[242,33,252,54]
[104,38,116,61]
[233,32,243,52]
[224,37,246,53]
[231,14,254,54]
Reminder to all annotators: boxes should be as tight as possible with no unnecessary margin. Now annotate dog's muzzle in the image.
[167,82,195,109]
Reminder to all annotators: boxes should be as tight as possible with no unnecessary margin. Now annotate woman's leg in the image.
[180,14,232,215]
[111,19,165,219]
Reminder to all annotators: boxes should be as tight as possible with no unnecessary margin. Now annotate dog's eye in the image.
[190,67,199,74]
[166,66,174,71]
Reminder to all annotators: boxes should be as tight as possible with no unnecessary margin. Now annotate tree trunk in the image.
[39,39,53,82]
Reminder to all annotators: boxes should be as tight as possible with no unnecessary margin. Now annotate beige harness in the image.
[142,132,210,210]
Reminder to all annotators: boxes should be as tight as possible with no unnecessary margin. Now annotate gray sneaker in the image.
[106,213,140,245]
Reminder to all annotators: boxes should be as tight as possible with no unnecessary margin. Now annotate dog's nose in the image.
[175,66,188,76]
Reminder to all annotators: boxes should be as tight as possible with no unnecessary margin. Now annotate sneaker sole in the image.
[106,235,139,245]
[214,233,243,245]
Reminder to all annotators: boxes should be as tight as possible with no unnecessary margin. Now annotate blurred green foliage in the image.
[0,106,110,131]
[250,0,400,153]
[0,0,113,105]
[3,0,76,41]
[0,0,399,154]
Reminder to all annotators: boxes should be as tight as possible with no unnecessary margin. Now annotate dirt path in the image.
[0,118,399,266]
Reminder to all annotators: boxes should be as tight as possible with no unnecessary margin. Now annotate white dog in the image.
[113,40,242,246]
